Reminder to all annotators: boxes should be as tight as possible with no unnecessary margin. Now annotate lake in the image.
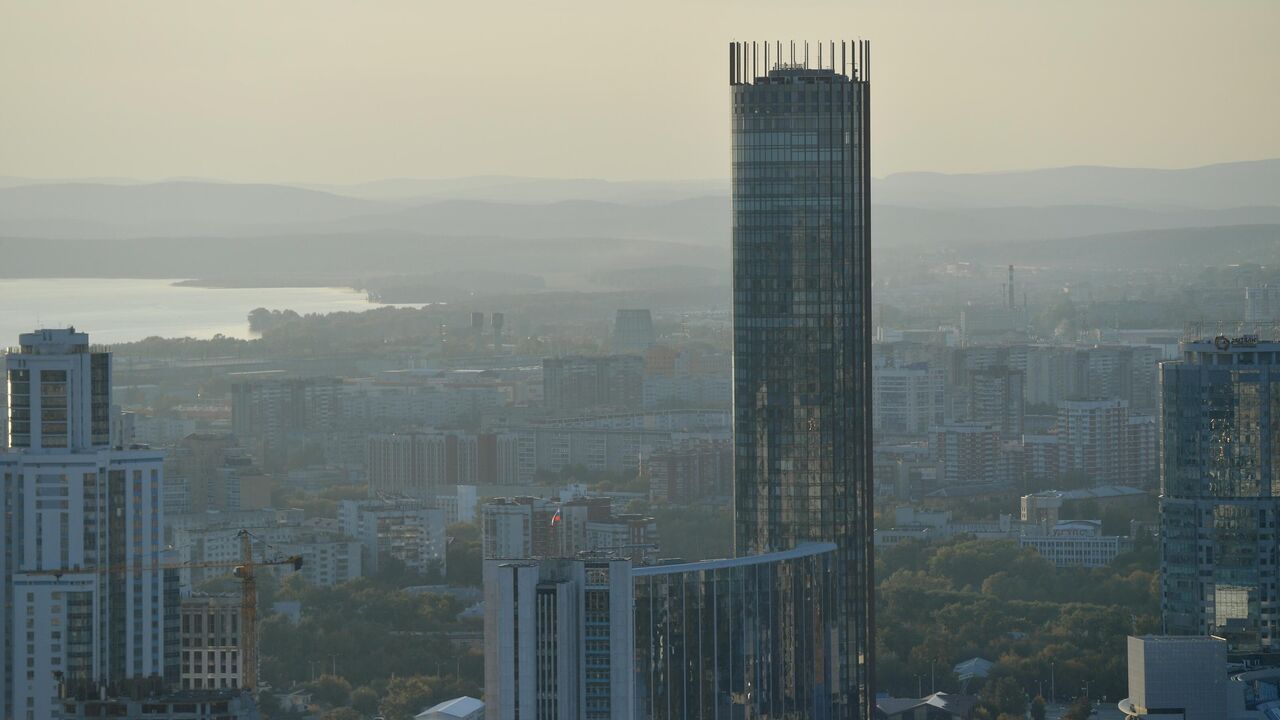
[0,278,395,344]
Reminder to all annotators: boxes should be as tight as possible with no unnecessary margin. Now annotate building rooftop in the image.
[416,695,484,719]
[953,657,995,680]
[729,40,869,86]
[1133,633,1227,643]
[1028,485,1147,501]
[633,542,837,577]
[1181,321,1280,344]
[926,482,1012,499]
[877,693,978,717]
[13,327,92,354]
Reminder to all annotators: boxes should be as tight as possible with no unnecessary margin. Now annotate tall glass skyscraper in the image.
[1160,331,1280,654]
[730,41,874,717]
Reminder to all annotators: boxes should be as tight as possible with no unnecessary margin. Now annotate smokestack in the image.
[1008,265,1015,309]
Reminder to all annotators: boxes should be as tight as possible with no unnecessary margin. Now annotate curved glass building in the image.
[634,543,840,719]
[729,40,874,717]
[1160,333,1280,653]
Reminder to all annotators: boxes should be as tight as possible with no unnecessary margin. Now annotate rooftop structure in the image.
[415,695,484,720]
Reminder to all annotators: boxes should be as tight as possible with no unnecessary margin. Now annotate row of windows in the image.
[734,130,849,146]
[730,112,859,129]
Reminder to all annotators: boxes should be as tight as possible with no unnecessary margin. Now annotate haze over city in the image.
[1,2,1278,720]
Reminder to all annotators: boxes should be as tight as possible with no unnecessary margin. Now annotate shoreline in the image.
[171,277,358,291]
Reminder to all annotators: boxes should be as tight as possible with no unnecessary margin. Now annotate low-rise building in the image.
[874,507,1016,547]
[1120,635,1228,720]
[481,494,658,562]
[415,696,485,720]
[432,484,479,525]
[1021,486,1149,530]
[173,522,360,588]
[877,692,977,720]
[180,594,242,691]
[55,690,261,720]
[1019,519,1132,568]
[585,514,658,563]
[338,498,447,576]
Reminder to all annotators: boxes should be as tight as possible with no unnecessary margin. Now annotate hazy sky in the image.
[1,1,1276,183]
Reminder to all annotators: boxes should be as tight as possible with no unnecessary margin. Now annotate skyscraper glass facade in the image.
[1161,336,1280,653]
[729,41,873,716]
[633,543,839,719]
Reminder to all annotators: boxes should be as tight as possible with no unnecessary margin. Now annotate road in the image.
[1043,701,1128,720]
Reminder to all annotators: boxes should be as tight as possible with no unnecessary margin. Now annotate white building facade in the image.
[1,329,169,720]
[338,499,446,576]
[483,557,634,720]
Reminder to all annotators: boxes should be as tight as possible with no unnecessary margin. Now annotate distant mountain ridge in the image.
[875,159,1280,209]
[6,157,1276,208]
[4,181,1279,249]
[970,223,1280,268]
[0,181,388,237]
[302,176,728,205]
[0,160,1277,258]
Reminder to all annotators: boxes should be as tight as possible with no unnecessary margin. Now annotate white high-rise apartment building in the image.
[1,329,168,720]
[337,499,447,575]
[1245,285,1280,323]
[483,557,634,720]
[1057,399,1129,486]
[873,362,945,436]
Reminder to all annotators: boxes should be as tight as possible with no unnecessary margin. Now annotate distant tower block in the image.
[1245,285,1280,323]
[492,312,505,351]
[613,309,655,354]
[471,312,485,346]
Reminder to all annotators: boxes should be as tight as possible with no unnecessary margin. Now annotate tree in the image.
[874,535,1159,705]
[320,709,363,720]
[1063,696,1092,720]
[351,687,380,716]
[1031,695,1047,720]
[645,505,733,562]
[446,522,483,587]
[928,539,1027,590]
[981,676,1027,716]
[379,675,436,720]
[310,674,352,708]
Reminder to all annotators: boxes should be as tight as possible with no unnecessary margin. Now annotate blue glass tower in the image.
[1161,331,1280,654]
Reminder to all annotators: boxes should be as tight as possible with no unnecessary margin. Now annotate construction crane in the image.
[25,528,302,693]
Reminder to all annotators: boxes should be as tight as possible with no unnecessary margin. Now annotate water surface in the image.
[0,278,384,344]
